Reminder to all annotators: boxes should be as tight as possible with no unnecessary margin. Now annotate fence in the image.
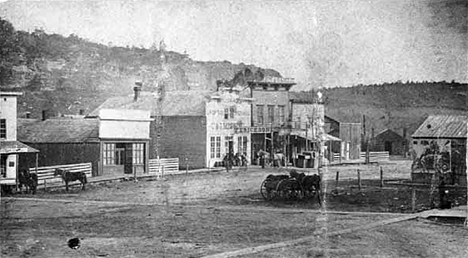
[28,162,92,187]
[332,151,389,163]
[360,151,390,162]
[148,158,179,176]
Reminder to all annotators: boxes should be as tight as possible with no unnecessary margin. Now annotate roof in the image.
[18,118,99,143]
[89,91,211,117]
[0,141,39,154]
[0,91,22,96]
[412,115,467,139]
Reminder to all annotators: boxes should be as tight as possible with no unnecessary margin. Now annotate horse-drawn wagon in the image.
[260,170,321,204]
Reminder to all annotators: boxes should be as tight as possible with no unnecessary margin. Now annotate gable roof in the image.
[18,118,99,143]
[412,115,467,139]
[88,91,211,117]
[375,129,403,139]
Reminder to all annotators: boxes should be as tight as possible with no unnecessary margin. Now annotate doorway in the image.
[384,141,392,155]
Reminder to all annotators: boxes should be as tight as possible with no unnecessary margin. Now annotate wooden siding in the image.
[18,142,100,176]
[151,116,207,169]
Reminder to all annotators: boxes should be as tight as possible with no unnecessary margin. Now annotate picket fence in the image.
[148,158,179,175]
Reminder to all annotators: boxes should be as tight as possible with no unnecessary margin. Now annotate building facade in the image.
[411,115,467,185]
[18,109,151,177]
[247,76,295,163]
[1,91,38,187]
[205,86,253,167]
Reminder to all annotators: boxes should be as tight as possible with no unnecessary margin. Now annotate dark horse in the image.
[18,169,38,194]
[54,168,87,191]
[290,170,322,205]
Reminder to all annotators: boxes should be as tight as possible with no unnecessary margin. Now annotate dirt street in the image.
[1,161,467,258]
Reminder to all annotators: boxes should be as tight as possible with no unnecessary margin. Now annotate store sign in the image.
[234,127,272,134]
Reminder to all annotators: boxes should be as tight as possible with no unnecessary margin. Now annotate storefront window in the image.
[132,143,145,165]
[211,136,222,158]
[103,143,115,165]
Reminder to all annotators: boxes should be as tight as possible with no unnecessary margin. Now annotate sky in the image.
[1,0,467,90]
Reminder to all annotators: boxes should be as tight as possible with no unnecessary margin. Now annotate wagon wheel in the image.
[260,179,273,201]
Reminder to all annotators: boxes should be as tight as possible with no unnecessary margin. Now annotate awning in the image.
[0,141,39,154]
[289,131,341,142]
[320,133,341,142]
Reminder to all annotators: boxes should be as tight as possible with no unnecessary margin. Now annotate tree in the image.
[0,17,20,85]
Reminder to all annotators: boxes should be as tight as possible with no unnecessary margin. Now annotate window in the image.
[267,105,275,124]
[230,106,235,119]
[421,140,429,146]
[257,105,264,125]
[413,141,418,145]
[210,137,216,158]
[224,108,229,119]
[238,136,248,155]
[132,143,145,165]
[211,136,222,158]
[103,143,115,165]
[278,105,285,124]
[0,119,6,139]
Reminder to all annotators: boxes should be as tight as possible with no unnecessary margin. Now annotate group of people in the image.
[223,152,248,172]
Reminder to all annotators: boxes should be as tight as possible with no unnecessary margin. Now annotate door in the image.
[124,143,133,174]
[384,141,392,155]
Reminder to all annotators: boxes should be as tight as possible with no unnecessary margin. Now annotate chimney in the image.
[79,109,85,115]
[134,81,142,101]
[42,110,48,121]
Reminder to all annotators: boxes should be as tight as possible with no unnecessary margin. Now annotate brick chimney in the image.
[79,109,85,115]
[134,81,142,101]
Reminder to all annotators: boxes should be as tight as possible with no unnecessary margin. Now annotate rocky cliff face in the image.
[0,19,281,118]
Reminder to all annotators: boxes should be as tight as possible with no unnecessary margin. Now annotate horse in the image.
[18,169,38,194]
[54,168,87,191]
[290,170,322,204]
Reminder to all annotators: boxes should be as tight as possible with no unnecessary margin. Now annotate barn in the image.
[411,115,467,185]
[371,129,406,155]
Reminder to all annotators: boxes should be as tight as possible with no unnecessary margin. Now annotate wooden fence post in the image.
[44,180,47,191]
[411,187,416,212]
[335,171,339,190]
[380,166,384,187]
[357,169,361,191]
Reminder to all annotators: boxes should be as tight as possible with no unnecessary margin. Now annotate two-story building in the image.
[0,91,38,190]
[206,85,253,167]
[247,76,295,163]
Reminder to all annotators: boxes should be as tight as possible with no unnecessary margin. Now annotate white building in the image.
[0,91,38,188]
[205,86,253,167]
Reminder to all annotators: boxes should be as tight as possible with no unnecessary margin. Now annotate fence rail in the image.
[28,163,92,185]
[332,151,390,162]
[360,151,390,162]
[148,158,179,175]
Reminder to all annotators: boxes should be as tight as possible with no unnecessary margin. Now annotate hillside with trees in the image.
[0,17,280,118]
[319,81,467,140]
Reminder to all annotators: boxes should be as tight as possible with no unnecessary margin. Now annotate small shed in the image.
[372,129,405,155]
